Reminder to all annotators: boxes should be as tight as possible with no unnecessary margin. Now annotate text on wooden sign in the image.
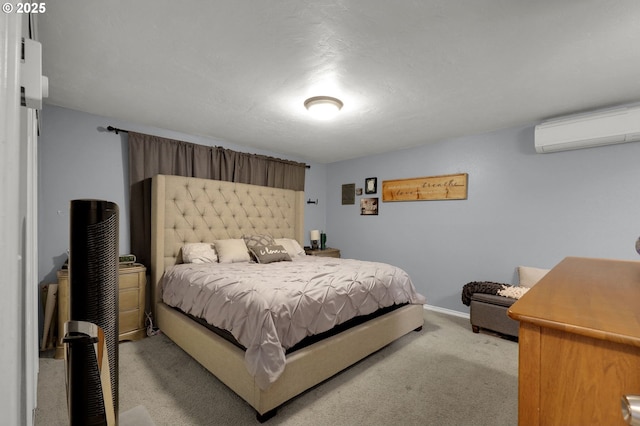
[382,173,468,202]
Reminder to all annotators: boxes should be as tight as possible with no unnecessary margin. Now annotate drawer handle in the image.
[622,395,640,425]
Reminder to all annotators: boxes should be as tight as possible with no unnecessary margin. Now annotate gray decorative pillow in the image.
[242,234,276,248]
[249,244,292,264]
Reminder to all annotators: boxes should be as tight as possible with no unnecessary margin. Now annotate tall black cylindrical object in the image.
[68,199,119,423]
[63,321,110,426]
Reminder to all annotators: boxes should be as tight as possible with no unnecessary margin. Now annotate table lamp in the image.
[310,230,320,250]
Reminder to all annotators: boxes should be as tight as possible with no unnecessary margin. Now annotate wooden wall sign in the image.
[382,173,468,202]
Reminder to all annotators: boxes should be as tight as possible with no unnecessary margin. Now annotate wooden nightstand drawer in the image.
[120,309,140,333]
[119,288,139,311]
[119,272,140,289]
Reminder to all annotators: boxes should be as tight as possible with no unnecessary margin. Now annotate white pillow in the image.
[518,266,550,288]
[274,238,306,258]
[181,243,217,264]
[214,239,251,263]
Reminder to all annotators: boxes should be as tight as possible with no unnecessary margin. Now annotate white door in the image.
[0,13,41,425]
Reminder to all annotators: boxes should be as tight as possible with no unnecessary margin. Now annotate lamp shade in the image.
[310,230,320,241]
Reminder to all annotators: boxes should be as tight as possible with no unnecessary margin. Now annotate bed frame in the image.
[150,174,424,420]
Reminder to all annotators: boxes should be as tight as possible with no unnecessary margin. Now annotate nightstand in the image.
[55,263,147,359]
[305,247,341,258]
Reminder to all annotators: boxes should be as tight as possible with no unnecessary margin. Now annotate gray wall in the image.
[325,125,640,312]
[39,104,640,315]
[38,105,326,286]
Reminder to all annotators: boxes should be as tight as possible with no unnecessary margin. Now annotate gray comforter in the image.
[162,256,427,390]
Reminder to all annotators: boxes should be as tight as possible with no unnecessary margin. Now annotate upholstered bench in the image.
[470,293,519,338]
[464,266,551,340]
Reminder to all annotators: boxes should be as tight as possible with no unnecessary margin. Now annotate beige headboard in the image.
[150,174,305,307]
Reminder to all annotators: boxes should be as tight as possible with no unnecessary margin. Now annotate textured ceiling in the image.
[37,1,640,163]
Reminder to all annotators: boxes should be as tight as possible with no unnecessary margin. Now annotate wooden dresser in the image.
[508,257,640,425]
[55,263,147,359]
[304,247,341,258]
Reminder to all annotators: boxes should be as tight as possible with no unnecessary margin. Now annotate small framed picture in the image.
[360,197,378,215]
[355,188,363,196]
[365,177,377,194]
[341,183,355,205]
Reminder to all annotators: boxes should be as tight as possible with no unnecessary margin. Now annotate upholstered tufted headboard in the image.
[150,174,305,307]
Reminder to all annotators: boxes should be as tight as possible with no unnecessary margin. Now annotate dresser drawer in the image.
[120,309,140,333]
[120,271,141,289]
[120,288,139,312]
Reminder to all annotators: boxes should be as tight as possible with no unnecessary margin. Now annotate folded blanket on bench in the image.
[461,281,529,306]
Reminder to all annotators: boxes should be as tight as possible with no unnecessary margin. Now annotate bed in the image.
[150,174,426,420]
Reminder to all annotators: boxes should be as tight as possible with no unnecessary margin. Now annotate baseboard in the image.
[423,304,470,320]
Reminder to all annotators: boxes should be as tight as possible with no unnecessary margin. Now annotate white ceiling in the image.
[37,1,640,164]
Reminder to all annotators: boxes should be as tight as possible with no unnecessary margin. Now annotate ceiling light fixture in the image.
[304,96,343,119]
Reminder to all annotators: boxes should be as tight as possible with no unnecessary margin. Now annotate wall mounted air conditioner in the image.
[534,106,640,153]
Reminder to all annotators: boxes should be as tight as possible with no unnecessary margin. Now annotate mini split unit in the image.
[534,105,640,153]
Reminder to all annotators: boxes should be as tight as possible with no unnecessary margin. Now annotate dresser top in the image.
[508,256,640,347]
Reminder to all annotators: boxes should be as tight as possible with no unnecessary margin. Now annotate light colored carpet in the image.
[35,309,518,425]
[121,405,156,426]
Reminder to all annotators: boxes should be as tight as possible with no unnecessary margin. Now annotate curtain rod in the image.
[105,125,310,168]
[107,126,127,134]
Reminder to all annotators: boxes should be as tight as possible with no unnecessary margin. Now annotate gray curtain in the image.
[128,132,306,269]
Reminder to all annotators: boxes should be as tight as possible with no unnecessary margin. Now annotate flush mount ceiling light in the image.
[304,96,343,119]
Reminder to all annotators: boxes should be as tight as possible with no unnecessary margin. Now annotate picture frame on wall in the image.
[360,197,378,215]
[365,177,377,194]
[342,183,356,205]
